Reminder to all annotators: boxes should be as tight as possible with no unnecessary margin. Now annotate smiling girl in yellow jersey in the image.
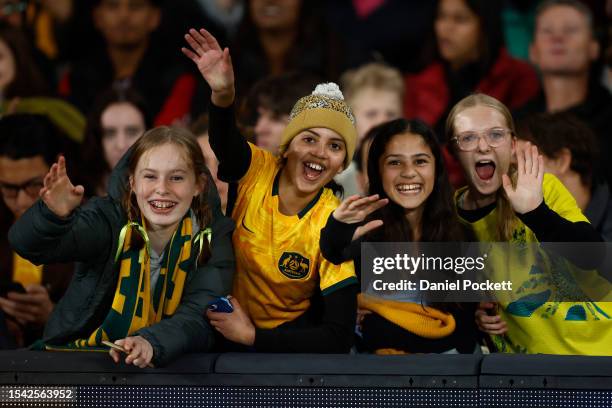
[183,28,358,352]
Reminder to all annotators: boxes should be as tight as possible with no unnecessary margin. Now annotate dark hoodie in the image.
[8,147,235,366]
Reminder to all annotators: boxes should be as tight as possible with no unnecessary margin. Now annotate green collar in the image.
[272,170,324,219]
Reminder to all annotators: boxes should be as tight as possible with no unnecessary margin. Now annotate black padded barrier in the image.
[0,351,611,407]
[479,353,612,408]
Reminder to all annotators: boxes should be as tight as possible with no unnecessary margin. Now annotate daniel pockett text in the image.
[360,242,611,302]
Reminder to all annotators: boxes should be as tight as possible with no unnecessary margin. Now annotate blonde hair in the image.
[340,62,405,105]
[446,93,517,241]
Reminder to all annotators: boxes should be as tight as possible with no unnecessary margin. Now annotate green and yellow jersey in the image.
[230,143,357,329]
[457,173,612,355]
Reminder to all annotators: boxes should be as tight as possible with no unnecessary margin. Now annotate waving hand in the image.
[182,28,235,107]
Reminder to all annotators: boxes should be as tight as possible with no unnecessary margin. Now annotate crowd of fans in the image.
[1,0,612,366]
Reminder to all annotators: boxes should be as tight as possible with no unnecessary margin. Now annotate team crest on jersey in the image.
[278,252,310,279]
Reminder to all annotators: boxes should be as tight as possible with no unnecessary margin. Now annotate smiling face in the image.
[379,132,435,217]
[453,105,515,199]
[130,143,202,233]
[281,127,346,197]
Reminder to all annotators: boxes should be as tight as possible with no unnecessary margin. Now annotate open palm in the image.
[502,142,544,214]
[182,28,234,96]
[39,156,84,217]
[333,194,388,241]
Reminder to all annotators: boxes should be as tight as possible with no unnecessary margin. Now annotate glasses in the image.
[452,128,512,152]
[0,178,44,199]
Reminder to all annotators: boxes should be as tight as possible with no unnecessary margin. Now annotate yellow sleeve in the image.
[239,142,277,189]
[542,173,589,223]
[319,257,358,296]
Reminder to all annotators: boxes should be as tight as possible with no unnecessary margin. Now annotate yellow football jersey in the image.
[230,143,357,329]
[457,173,612,355]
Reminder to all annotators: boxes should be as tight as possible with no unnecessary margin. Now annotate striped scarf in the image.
[44,213,211,351]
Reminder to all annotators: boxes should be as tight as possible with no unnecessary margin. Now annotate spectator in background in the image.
[196,0,245,40]
[405,0,540,136]
[518,113,612,241]
[231,0,346,101]
[0,114,73,348]
[405,0,539,188]
[80,88,151,197]
[516,0,612,187]
[191,113,229,214]
[0,22,48,104]
[0,22,85,155]
[337,62,404,196]
[353,127,377,194]
[59,0,198,126]
[242,71,319,155]
[0,0,58,87]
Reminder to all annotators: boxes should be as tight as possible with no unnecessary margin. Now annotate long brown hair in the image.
[121,126,212,264]
[446,93,517,241]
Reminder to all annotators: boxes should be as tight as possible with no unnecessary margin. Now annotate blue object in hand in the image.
[207,296,234,313]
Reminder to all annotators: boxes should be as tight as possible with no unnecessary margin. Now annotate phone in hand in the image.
[207,296,234,313]
[0,281,26,297]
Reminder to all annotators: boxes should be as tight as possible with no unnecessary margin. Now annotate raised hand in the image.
[39,156,84,218]
[182,28,235,107]
[502,141,544,214]
[332,194,388,241]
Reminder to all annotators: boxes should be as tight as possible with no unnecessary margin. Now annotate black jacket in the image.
[8,149,235,366]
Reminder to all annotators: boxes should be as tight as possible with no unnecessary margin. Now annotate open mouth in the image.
[149,200,177,213]
[475,160,496,181]
[303,161,325,181]
[396,183,422,194]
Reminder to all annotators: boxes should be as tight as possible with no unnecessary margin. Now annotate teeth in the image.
[397,184,421,192]
[305,162,324,171]
[150,201,176,209]
[477,160,493,164]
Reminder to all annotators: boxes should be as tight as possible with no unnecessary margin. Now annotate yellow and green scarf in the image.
[43,213,211,352]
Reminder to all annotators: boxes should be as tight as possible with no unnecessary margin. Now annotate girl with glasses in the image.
[448,93,612,355]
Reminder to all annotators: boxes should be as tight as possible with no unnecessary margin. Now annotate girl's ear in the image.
[129,175,134,191]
